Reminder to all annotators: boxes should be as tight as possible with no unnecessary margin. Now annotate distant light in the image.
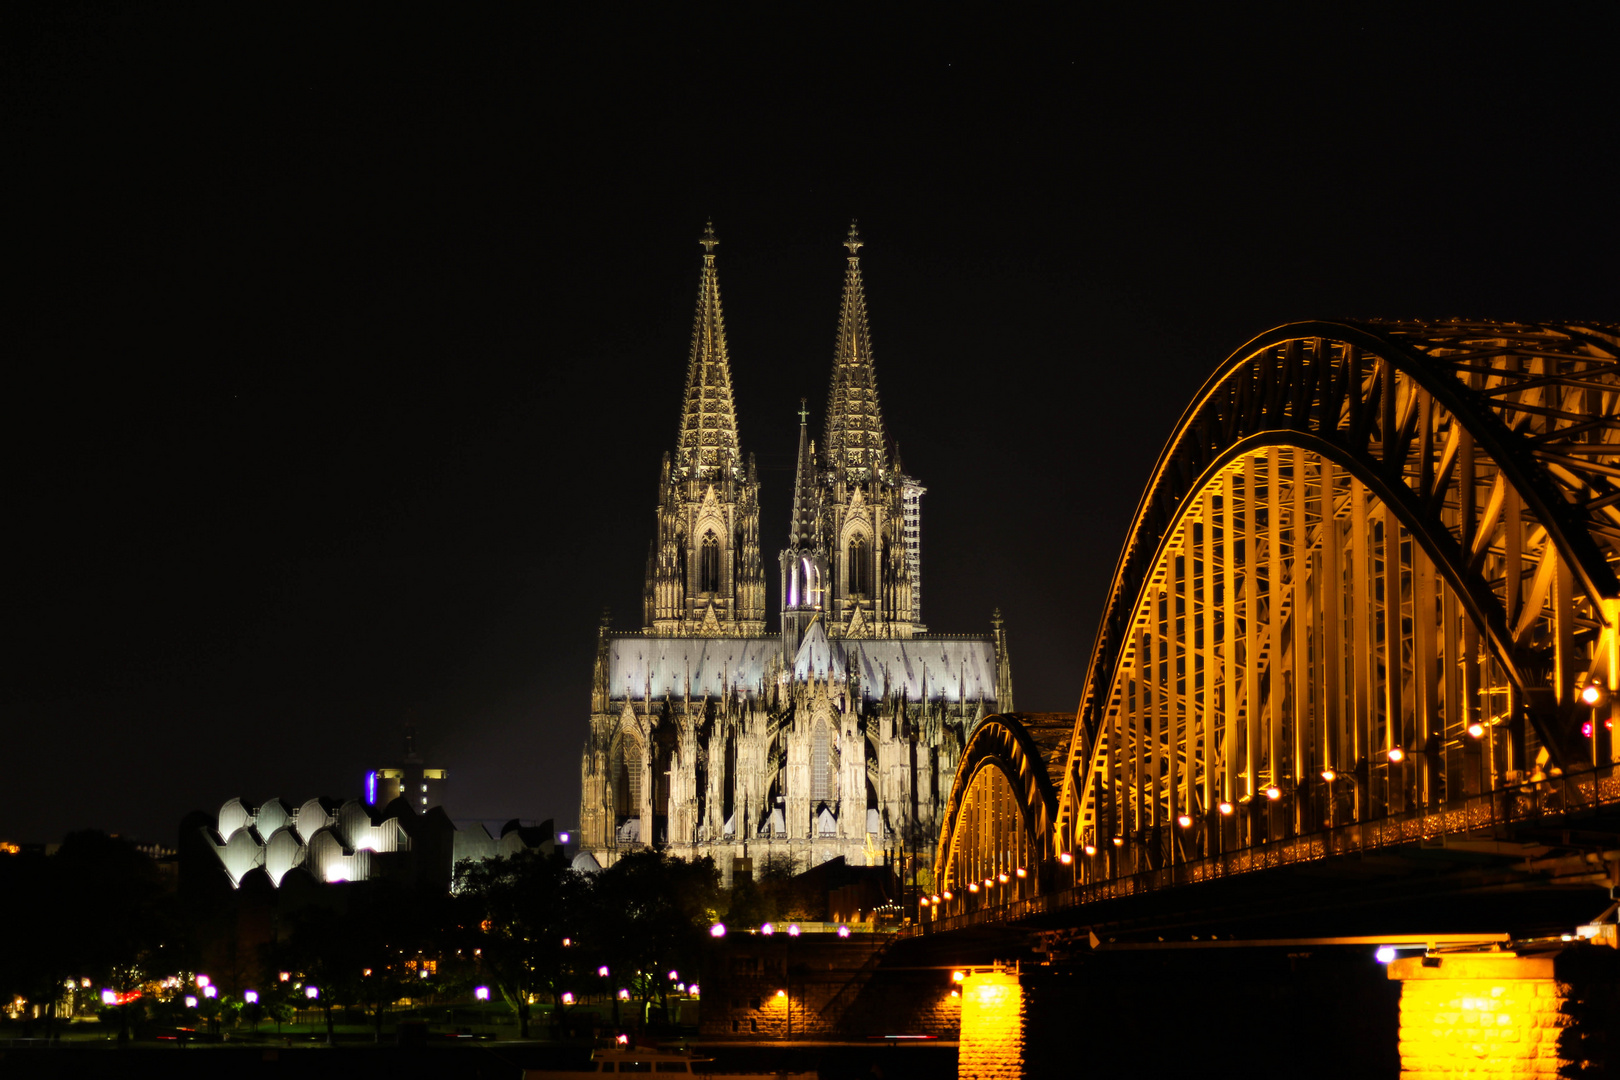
[930,896,940,905]
[196,974,210,989]
[942,890,953,900]
[101,989,117,1005]
[950,989,959,999]
[677,983,686,991]
[1582,720,1594,738]
[561,992,575,1005]
[984,878,994,887]
[968,882,979,893]
[1059,851,1073,865]
[420,970,429,979]
[306,986,320,999]
[761,922,775,935]
[363,968,372,977]
[366,771,377,805]
[689,984,700,996]
[1112,836,1124,847]
[1467,722,1485,739]
[1015,866,1027,878]
[1581,683,1606,707]
[1218,801,1234,815]
[1388,747,1405,764]
[559,832,570,844]
[244,991,258,1004]
[951,970,965,983]
[475,986,490,1001]
[837,926,850,938]
[184,995,198,1008]
[1083,844,1096,856]
[788,924,801,936]
[668,970,679,980]
[1375,947,1397,964]
[279,972,291,982]
[203,985,217,999]
[775,989,786,998]
[996,873,1008,884]
[617,989,630,1000]
[616,1034,629,1045]
[562,937,571,947]
[598,965,610,977]
[82,979,91,988]
[1321,767,1337,782]
[710,923,727,938]
[1176,814,1193,828]
[1265,785,1282,801]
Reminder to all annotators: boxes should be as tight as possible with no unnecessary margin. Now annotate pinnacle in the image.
[675,222,742,481]
[825,224,886,476]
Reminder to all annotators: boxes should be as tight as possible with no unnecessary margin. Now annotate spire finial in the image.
[798,397,808,426]
[700,220,719,255]
[844,219,862,256]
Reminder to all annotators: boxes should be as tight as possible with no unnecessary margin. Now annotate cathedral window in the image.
[700,532,721,593]
[613,734,643,817]
[847,535,868,596]
[811,725,831,802]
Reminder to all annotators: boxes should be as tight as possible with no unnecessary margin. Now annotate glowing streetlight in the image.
[761,922,775,935]
[1467,722,1485,739]
[203,985,217,999]
[1321,767,1337,782]
[1218,800,1234,815]
[968,882,979,893]
[1083,844,1097,856]
[185,995,198,1008]
[996,873,1008,884]
[306,986,320,1000]
[1015,867,1027,878]
[1059,851,1073,865]
[1265,784,1282,801]
[101,989,117,1006]
[618,989,630,1001]
[597,965,610,977]
[561,992,575,1005]
[1387,747,1406,764]
[710,923,727,938]
[475,986,490,1001]
[1112,836,1124,847]
[837,926,850,938]
[668,970,679,980]
[1176,813,1193,828]
[951,970,966,983]
[1375,946,1397,964]
[787,924,801,937]
[1580,683,1607,707]
[244,990,258,1004]
[195,974,210,989]
[942,890,953,900]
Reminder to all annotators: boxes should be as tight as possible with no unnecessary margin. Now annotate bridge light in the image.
[931,895,941,904]
[997,873,1008,884]
[761,923,775,935]
[1176,814,1193,828]
[968,882,979,893]
[1580,683,1607,707]
[1059,851,1073,865]
[1581,720,1594,738]
[788,924,801,936]
[1112,836,1124,847]
[1015,866,1026,878]
[1466,721,1485,739]
[984,878,994,887]
[838,926,850,938]
[1387,747,1406,764]
[776,989,786,999]
[1082,844,1096,856]
[1217,800,1234,815]
[952,970,966,983]
[710,924,727,938]
[1264,784,1282,801]
[1375,946,1397,964]
[1321,767,1337,782]
[942,890,953,900]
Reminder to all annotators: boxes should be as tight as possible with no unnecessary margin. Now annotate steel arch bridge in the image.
[931,319,1620,925]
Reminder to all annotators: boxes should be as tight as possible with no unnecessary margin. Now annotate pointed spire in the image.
[788,398,817,548]
[825,219,887,477]
[675,221,742,481]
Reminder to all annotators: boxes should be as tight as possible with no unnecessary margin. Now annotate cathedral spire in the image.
[824,220,887,477]
[788,398,816,548]
[675,221,742,481]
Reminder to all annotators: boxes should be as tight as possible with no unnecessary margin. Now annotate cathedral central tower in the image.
[644,223,766,636]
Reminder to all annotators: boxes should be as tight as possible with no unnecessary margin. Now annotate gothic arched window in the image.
[613,733,643,818]
[700,532,721,593]
[811,724,831,802]
[847,535,869,596]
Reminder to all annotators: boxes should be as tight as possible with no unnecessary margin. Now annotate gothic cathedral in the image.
[578,223,1013,882]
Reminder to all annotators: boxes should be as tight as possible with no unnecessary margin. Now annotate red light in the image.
[1582,720,1594,738]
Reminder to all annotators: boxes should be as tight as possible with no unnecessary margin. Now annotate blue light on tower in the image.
[366,771,377,805]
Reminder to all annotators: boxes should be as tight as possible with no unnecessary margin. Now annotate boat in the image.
[522,1039,817,1078]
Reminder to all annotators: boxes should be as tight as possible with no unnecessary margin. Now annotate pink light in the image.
[837,925,850,938]
[597,965,609,977]
[195,974,210,989]
[761,922,775,935]
[787,924,800,937]
[617,989,630,1000]
[668,970,679,980]
[561,992,575,1005]
[203,985,217,999]
[305,986,319,1000]
[710,923,727,938]
[184,995,198,1008]
[244,991,258,1004]
[474,986,490,1001]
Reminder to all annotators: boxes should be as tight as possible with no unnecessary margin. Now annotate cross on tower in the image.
[844,220,863,255]
[798,397,809,425]
[700,220,719,254]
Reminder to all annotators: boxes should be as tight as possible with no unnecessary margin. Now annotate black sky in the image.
[7,6,1617,845]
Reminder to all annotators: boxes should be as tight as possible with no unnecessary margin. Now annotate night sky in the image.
[8,8,1616,846]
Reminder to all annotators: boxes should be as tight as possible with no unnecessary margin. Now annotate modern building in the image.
[368,723,448,812]
[578,223,1013,880]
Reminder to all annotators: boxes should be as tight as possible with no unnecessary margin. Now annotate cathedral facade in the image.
[578,223,1012,881]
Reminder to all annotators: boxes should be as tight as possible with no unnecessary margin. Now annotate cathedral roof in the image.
[603,630,998,707]
[787,399,817,549]
[823,221,887,477]
[675,222,742,481]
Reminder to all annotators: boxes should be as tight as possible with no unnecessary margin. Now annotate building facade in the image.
[579,223,1013,879]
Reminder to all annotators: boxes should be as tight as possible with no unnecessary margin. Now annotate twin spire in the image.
[673,219,889,481]
[674,221,742,481]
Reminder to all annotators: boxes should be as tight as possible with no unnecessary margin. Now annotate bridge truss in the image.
[935,320,1620,921]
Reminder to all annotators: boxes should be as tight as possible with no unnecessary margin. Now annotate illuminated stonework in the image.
[1388,953,1568,1076]
[580,224,1015,875]
[958,967,1025,1080]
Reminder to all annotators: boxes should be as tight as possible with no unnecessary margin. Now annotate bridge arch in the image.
[1044,320,1620,882]
[935,713,1073,916]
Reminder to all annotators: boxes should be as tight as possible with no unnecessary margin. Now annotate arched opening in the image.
[848,534,869,596]
[811,722,832,803]
[700,532,721,593]
[612,732,643,843]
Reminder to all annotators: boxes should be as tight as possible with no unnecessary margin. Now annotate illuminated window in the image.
[847,536,868,595]
[700,532,720,593]
[614,733,643,813]
[811,726,830,802]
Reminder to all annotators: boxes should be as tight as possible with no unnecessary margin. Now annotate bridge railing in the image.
[925,761,1620,934]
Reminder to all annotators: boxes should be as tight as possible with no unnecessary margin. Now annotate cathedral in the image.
[577,223,1013,882]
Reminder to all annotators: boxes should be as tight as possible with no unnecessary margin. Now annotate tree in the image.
[453,849,588,1038]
